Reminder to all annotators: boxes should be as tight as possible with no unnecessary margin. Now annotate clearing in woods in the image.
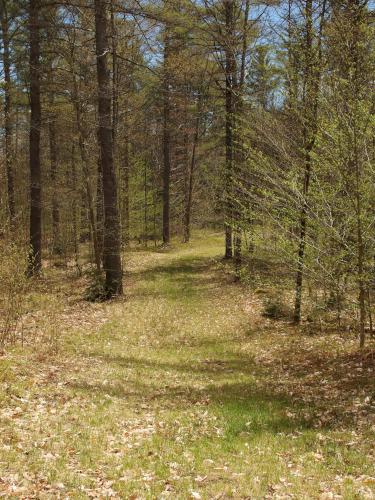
[0,233,374,498]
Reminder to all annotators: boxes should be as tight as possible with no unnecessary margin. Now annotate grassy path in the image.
[0,233,374,498]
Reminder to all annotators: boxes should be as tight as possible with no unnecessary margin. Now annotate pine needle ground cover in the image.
[0,233,374,499]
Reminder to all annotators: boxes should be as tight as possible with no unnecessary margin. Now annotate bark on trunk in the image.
[351,0,366,347]
[183,95,201,243]
[293,0,326,322]
[224,0,235,259]
[73,82,102,272]
[94,0,123,296]
[357,185,366,348]
[70,144,80,271]
[293,151,312,322]
[111,0,118,148]
[144,162,148,247]
[28,0,42,275]
[48,94,61,255]
[0,0,15,226]
[162,23,171,245]
[96,154,104,263]
[233,0,250,278]
[121,116,130,248]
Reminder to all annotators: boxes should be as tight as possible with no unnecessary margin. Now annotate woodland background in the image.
[1,0,374,344]
[1,0,374,346]
[0,1,374,497]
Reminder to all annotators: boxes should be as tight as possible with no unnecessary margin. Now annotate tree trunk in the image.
[0,0,15,226]
[70,144,80,271]
[94,0,122,296]
[73,83,102,272]
[224,0,235,259]
[183,95,201,243]
[111,0,118,148]
[48,94,61,255]
[153,166,157,247]
[144,162,148,247]
[96,154,104,262]
[233,0,250,277]
[28,0,42,275]
[121,118,130,248]
[293,151,311,322]
[162,23,171,245]
[351,0,366,347]
[293,0,326,322]
[357,179,366,348]
[183,126,197,244]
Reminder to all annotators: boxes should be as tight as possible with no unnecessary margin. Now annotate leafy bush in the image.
[84,268,108,302]
[262,294,292,320]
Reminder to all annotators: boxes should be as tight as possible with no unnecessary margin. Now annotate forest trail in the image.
[0,233,374,498]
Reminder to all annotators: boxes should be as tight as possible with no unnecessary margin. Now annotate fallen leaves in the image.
[0,238,374,499]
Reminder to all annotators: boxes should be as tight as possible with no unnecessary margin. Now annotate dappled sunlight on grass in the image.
[0,231,374,498]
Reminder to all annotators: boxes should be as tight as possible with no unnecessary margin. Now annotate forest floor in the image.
[0,232,375,499]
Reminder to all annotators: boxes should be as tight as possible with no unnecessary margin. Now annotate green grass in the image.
[0,231,374,498]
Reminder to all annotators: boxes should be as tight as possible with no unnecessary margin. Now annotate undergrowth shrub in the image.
[84,268,108,302]
[0,239,28,346]
[262,293,292,320]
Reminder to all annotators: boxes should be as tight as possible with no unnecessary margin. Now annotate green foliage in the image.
[262,294,292,320]
[84,268,108,302]
[247,44,280,110]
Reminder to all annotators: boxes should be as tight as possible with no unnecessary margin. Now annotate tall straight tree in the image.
[328,0,372,346]
[28,0,42,274]
[224,0,236,259]
[293,0,326,322]
[94,0,123,296]
[65,19,102,271]
[0,0,15,226]
[48,91,60,254]
[233,0,250,277]
[46,8,60,254]
[183,93,201,243]
[162,18,171,245]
